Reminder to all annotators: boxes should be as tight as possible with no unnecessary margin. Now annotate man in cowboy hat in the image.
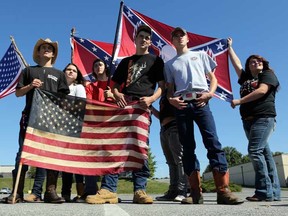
[4,38,70,204]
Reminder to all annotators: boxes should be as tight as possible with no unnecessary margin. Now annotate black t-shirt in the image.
[112,54,164,98]
[238,69,279,119]
[16,66,70,115]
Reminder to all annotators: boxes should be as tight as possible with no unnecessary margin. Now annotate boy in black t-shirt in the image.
[86,25,165,204]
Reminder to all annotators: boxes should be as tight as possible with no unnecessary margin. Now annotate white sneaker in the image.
[174,195,186,202]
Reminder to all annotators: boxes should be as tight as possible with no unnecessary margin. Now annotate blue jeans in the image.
[160,123,187,193]
[13,113,46,198]
[12,114,29,178]
[243,117,281,200]
[101,159,150,193]
[31,168,46,198]
[101,112,152,193]
[174,102,228,175]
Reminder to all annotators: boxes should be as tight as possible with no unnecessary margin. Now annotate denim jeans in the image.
[13,114,47,198]
[12,117,29,179]
[243,117,281,200]
[101,158,150,193]
[174,102,228,175]
[31,168,46,198]
[160,123,187,193]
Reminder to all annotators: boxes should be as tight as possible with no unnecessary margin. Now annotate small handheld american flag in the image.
[0,43,25,99]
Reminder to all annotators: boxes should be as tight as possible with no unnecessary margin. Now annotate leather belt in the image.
[162,120,177,131]
[181,92,197,101]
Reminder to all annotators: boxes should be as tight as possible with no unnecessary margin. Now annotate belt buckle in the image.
[182,92,197,101]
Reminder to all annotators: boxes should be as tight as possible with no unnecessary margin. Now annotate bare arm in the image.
[139,80,165,109]
[227,37,243,78]
[15,78,43,97]
[194,71,216,106]
[166,82,187,110]
[112,83,126,108]
[150,106,159,119]
[231,83,270,108]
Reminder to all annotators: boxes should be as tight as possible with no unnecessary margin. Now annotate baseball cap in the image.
[171,27,187,38]
[136,25,152,36]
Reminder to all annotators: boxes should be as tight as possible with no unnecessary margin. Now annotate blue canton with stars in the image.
[0,43,23,98]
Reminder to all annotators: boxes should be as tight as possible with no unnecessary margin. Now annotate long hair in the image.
[244,54,271,75]
[244,55,280,91]
[92,58,110,80]
[63,63,85,85]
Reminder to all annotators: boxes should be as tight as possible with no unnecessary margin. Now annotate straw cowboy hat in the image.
[33,38,58,65]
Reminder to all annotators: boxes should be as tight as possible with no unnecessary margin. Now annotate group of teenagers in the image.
[3,24,281,205]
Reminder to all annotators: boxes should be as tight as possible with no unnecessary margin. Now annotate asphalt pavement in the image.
[0,188,287,216]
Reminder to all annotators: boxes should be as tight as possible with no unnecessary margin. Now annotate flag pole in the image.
[107,0,124,86]
[11,163,23,204]
[70,27,76,63]
[10,36,28,67]
[9,36,27,204]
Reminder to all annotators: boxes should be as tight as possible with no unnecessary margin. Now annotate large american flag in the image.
[112,4,233,102]
[0,43,25,99]
[20,89,150,176]
[71,37,113,82]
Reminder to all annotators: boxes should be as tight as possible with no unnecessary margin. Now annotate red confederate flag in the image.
[112,3,233,102]
[71,37,113,82]
[70,3,233,102]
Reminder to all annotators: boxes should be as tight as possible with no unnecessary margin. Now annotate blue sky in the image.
[0,0,287,178]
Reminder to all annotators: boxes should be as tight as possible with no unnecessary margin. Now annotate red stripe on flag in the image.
[24,133,148,154]
[21,159,142,176]
[22,145,144,163]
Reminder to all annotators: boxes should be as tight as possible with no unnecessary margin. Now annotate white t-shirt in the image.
[164,50,217,96]
[69,84,86,98]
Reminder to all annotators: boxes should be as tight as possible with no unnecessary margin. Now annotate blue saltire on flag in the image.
[71,36,113,82]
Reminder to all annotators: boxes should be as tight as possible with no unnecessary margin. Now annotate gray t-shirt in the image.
[164,50,217,96]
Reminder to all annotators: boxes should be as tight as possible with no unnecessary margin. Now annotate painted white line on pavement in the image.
[104,204,130,216]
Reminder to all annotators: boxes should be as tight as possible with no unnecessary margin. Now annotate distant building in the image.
[203,153,288,187]
[0,165,14,178]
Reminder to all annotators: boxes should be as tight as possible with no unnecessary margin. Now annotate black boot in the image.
[44,170,65,203]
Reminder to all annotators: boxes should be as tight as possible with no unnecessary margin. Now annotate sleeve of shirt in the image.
[164,62,173,83]
[85,84,93,99]
[238,69,250,85]
[75,85,87,98]
[259,70,279,88]
[16,68,28,89]
[58,73,70,95]
[202,51,217,74]
[111,58,129,85]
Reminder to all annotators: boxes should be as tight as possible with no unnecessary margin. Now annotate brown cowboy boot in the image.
[212,170,244,205]
[5,171,26,204]
[181,171,203,204]
[44,170,65,203]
